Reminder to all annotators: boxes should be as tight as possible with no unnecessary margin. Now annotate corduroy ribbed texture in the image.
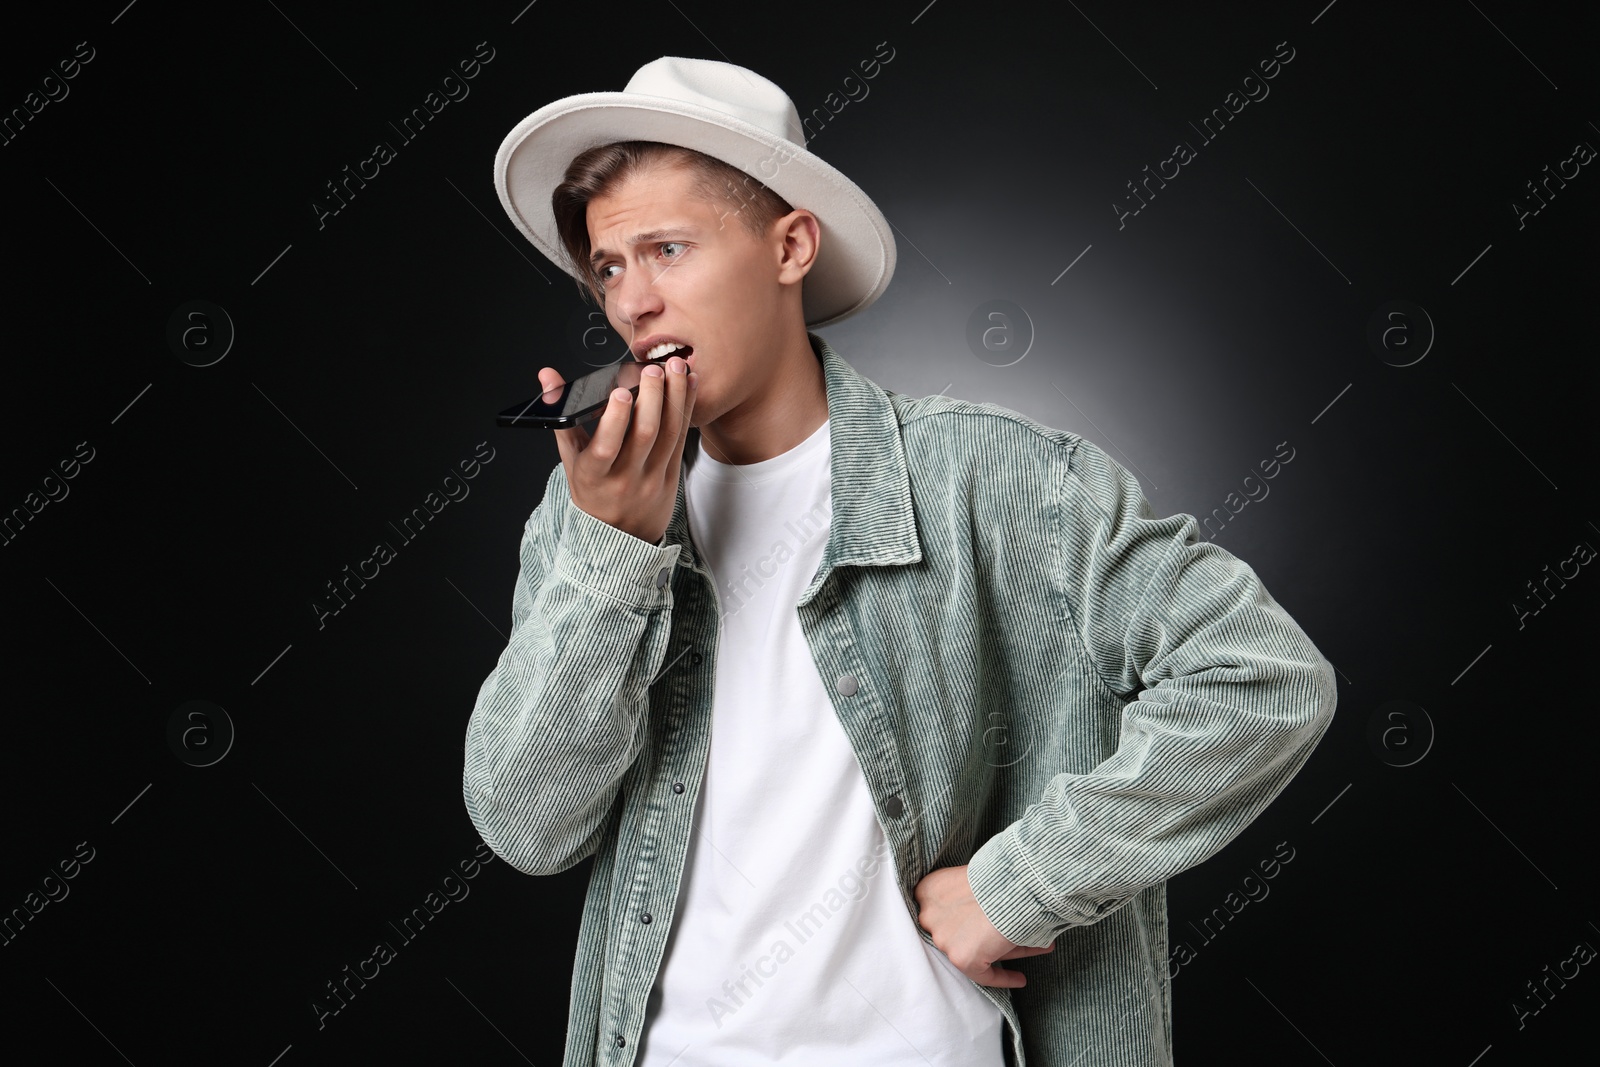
[462,334,1337,1066]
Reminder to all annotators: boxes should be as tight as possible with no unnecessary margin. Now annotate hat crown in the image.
[623,56,805,148]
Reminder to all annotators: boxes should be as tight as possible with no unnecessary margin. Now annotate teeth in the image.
[644,341,687,360]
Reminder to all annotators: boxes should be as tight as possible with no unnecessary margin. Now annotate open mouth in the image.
[641,342,693,363]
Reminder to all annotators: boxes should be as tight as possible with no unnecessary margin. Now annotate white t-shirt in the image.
[637,418,1007,1067]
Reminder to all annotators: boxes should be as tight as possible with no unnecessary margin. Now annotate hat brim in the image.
[494,91,896,329]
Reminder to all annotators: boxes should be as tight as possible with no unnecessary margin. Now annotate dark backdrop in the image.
[2,1,1596,1063]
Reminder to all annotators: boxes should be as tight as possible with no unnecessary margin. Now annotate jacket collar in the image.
[664,332,923,602]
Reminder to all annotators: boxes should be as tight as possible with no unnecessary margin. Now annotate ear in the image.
[774,209,820,285]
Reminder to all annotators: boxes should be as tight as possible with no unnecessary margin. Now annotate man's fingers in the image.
[583,384,636,467]
[649,359,695,473]
[621,363,667,468]
[973,963,1028,989]
[997,942,1055,961]
[677,369,698,448]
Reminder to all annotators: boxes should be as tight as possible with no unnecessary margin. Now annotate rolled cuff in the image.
[966,826,1132,947]
[549,500,684,611]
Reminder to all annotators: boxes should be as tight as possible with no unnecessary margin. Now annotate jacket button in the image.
[673,782,685,794]
[690,652,703,665]
[641,912,652,924]
[885,795,904,818]
[835,673,858,696]
[656,567,670,589]
[615,1035,626,1048]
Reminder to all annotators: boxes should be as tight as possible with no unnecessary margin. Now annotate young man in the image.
[464,56,1337,1067]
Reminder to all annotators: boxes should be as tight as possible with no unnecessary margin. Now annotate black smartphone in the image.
[497,353,673,430]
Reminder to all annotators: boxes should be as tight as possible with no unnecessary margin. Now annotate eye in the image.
[596,263,621,285]
[659,241,686,259]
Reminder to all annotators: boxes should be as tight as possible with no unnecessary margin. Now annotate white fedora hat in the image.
[493,56,897,329]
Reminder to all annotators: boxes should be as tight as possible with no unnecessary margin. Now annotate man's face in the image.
[585,160,794,426]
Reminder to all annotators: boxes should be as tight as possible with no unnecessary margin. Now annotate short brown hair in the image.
[552,140,794,306]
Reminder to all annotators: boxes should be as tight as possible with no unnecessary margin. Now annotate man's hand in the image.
[541,355,697,545]
[913,865,1055,988]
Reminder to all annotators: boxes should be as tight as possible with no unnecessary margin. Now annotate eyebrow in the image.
[589,228,697,268]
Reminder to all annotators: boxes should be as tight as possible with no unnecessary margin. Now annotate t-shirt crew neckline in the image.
[689,417,831,486]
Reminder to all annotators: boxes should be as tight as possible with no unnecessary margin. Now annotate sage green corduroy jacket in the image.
[463,333,1338,1066]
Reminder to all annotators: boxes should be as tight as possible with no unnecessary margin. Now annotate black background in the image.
[2,1,1597,1063]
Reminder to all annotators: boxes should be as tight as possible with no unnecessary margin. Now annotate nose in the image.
[612,264,666,335]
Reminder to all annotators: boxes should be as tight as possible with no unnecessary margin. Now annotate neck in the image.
[696,329,827,466]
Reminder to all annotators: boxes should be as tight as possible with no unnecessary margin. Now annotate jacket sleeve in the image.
[964,436,1337,947]
[462,462,684,877]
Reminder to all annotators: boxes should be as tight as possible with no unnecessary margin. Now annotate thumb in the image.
[539,367,587,468]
